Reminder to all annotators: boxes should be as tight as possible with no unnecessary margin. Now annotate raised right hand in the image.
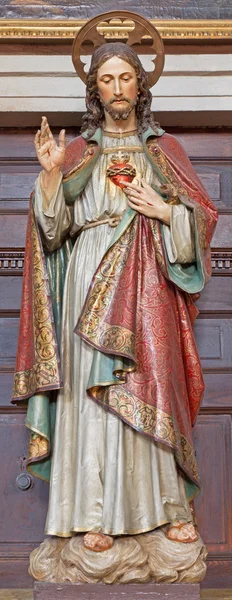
[34,116,66,173]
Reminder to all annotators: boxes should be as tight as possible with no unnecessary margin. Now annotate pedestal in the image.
[34,582,201,600]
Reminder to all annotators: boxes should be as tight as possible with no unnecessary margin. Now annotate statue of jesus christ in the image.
[13,41,217,554]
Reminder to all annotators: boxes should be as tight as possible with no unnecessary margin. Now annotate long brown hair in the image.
[81,43,159,139]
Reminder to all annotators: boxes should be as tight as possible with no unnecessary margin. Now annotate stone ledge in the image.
[34,582,200,600]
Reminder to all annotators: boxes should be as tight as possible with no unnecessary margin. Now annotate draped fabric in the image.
[76,212,203,487]
[11,129,217,521]
[11,196,62,403]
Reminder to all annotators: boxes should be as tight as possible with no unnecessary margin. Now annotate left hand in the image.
[124,179,171,225]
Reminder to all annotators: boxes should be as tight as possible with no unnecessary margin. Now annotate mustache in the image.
[110,97,130,104]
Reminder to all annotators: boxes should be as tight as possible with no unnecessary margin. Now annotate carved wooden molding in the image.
[0,249,232,275]
[0,250,24,275]
[211,250,232,275]
[200,405,232,415]
[0,19,232,41]
[0,406,27,414]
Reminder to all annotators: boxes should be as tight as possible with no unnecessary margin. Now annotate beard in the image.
[100,96,138,121]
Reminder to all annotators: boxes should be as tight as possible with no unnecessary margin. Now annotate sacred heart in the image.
[106,153,136,190]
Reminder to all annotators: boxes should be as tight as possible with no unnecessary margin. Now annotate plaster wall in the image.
[0,52,231,127]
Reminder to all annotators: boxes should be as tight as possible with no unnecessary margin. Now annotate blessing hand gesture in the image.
[124,179,171,225]
[34,116,66,173]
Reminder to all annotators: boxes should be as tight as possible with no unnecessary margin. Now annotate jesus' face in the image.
[96,56,139,121]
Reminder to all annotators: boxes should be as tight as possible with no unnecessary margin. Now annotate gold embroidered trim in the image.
[77,220,138,357]
[28,434,49,460]
[45,518,169,538]
[62,159,86,181]
[147,141,208,249]
[103,129,138,138]
[92,384,199,484]
[13,367,59,400]
[82,323,135,358]
[147,142,189,202]
[103,146,143,154]
[12,211,60,399]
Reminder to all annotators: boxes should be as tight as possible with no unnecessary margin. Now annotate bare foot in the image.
[83,532,114,552]
[165,522,199,543]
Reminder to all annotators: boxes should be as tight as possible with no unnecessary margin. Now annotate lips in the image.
[111,99,128,104]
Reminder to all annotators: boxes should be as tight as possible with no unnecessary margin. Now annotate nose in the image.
[113,78,122,97]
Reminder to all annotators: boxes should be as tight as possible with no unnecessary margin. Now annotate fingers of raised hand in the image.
[40,117,48,138]
[58,129,66,149]
[34,130,40,152]
[34,130,50,154]
[45,121,52,137]
[40,116,54,145]
[41,115,48,132]
[37,140,52,157]
[35,128,49,150]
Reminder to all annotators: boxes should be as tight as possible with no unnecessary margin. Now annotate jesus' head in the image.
[81,42,158,139]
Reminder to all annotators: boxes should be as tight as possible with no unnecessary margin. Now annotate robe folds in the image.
[11,127,218,535]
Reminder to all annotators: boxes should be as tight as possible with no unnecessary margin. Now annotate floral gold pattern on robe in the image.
[11,196,62,402]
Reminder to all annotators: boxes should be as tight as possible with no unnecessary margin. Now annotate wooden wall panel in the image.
[175,132,232,159]
[196,278,232,314]
[0,412,48,587]
[212,214,232,247]
[194,415,232,550]
[0,372,15,407]
[194,161,232,212]
[0,414,48,543]
[0,170,39,200]
[203,373,232,410]
[0,318,19,368]
[0,215,27,247]
[0,128,232,589]
[194,319,232,370]
[0,276,22,311]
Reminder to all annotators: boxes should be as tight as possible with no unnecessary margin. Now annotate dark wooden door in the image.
[0,128,231,588]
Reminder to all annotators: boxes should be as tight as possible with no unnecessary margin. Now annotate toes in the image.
[166,523,198,543]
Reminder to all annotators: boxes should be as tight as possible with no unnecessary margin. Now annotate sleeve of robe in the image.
[33,172,72,252]
[163,204,195,264]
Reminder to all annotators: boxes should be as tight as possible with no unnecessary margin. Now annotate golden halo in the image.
[72,10,165,89]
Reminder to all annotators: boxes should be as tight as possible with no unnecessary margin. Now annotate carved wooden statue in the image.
[11,11,217,584]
